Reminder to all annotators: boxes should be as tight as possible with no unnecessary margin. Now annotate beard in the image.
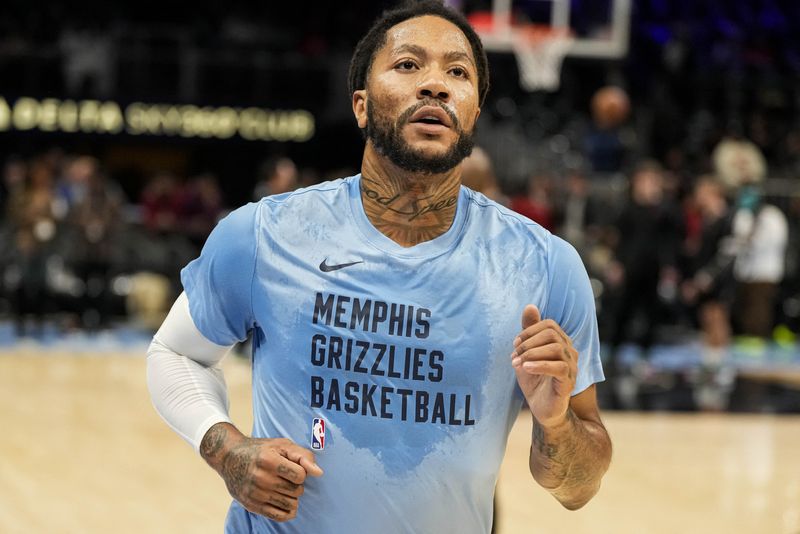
[365,99,475,174]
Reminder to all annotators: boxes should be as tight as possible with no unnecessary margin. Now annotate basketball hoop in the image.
[511,25,574,92]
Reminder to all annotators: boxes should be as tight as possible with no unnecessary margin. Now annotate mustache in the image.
[398,99,460,130]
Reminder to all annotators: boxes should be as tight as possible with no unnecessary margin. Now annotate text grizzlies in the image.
[310,292,475,426]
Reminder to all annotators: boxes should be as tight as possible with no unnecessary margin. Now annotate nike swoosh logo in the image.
[319,259,364,272]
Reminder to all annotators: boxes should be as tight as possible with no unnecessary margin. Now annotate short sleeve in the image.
[543,235,605,395]
[180,202,259,346]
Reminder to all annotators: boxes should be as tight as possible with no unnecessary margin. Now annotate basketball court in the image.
[2,349,798,534]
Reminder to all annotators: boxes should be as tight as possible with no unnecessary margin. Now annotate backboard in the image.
[447,0,631,90]
[449,0,632,59]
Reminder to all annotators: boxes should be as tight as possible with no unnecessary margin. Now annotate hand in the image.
[200,424,323,522]
[511,305,578,428]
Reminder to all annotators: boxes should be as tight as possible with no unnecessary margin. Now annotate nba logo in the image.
[311,418,325,450]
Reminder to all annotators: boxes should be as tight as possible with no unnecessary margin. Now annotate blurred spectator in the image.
[679,176,738,410]
[5,159,60,335]
[461,147,508,205]
[681,177,735,350]
[606,161,683,361]
[510,172,555,231]
[141,172,183,235]
[584,86,633,175]
[781,196,800,334]
[253,156,298,200]
[177,173,223,249]
[553,170,600,252]
[729,184,789,338]
[69,168,125,329]
[1,157,28,215]
[55,155,98,216]
[710,137,789,338]
[781,127,800,177]
[712,138,767,190]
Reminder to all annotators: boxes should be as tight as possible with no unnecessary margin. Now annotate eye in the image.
[449,66,468,78]
[396,60,418,71]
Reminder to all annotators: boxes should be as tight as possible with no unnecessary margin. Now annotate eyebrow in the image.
[390,44,476,68]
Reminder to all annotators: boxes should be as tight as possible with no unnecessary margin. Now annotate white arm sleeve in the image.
[146,292,236,453]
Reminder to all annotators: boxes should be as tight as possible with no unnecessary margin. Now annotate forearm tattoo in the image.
[530,410,610,507]
[200,424,228,461]
[531,410,577,482]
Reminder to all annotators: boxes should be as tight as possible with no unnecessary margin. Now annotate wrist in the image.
[200,422,246,471]
[535,408,575,435]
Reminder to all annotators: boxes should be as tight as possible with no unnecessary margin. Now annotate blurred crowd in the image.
[464,109,800,410]
[0,148,359,335]
[3,116,798,348]
[466,136,799,350]
[1,1,799,415]
[0,152,219,334]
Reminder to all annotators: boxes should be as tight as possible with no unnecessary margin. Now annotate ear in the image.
[352,89,368,129]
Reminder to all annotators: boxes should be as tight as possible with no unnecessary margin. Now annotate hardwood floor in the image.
[1,352,798,534]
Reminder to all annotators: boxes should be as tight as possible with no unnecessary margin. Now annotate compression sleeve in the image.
[146,292,235,452]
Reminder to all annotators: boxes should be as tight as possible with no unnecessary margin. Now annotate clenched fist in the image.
[200,423,323,522]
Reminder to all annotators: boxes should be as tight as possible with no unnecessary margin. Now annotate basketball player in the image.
[147,2,611,532]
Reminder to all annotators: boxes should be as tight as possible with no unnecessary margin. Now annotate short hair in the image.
[632,159,664,177]
[348,0,490,106]
[694,174,726,196]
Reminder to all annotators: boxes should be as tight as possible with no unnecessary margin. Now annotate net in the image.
[511,25,574,92]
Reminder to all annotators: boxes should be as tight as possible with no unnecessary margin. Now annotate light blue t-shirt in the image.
[181,174,604,534]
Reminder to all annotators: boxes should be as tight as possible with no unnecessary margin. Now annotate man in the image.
[606,162,682,363]
[147,2,611,532]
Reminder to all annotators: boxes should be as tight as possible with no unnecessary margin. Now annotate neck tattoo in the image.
[360,175,459,247]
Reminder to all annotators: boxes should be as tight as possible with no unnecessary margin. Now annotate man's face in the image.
[354,15,481,174]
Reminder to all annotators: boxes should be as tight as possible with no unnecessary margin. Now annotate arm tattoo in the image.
[532,418,559,459]
[531,410,577,484]
[530,409,611,509]
[200,424,227,461]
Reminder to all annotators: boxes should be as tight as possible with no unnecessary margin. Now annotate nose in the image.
[416,69,450,102]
